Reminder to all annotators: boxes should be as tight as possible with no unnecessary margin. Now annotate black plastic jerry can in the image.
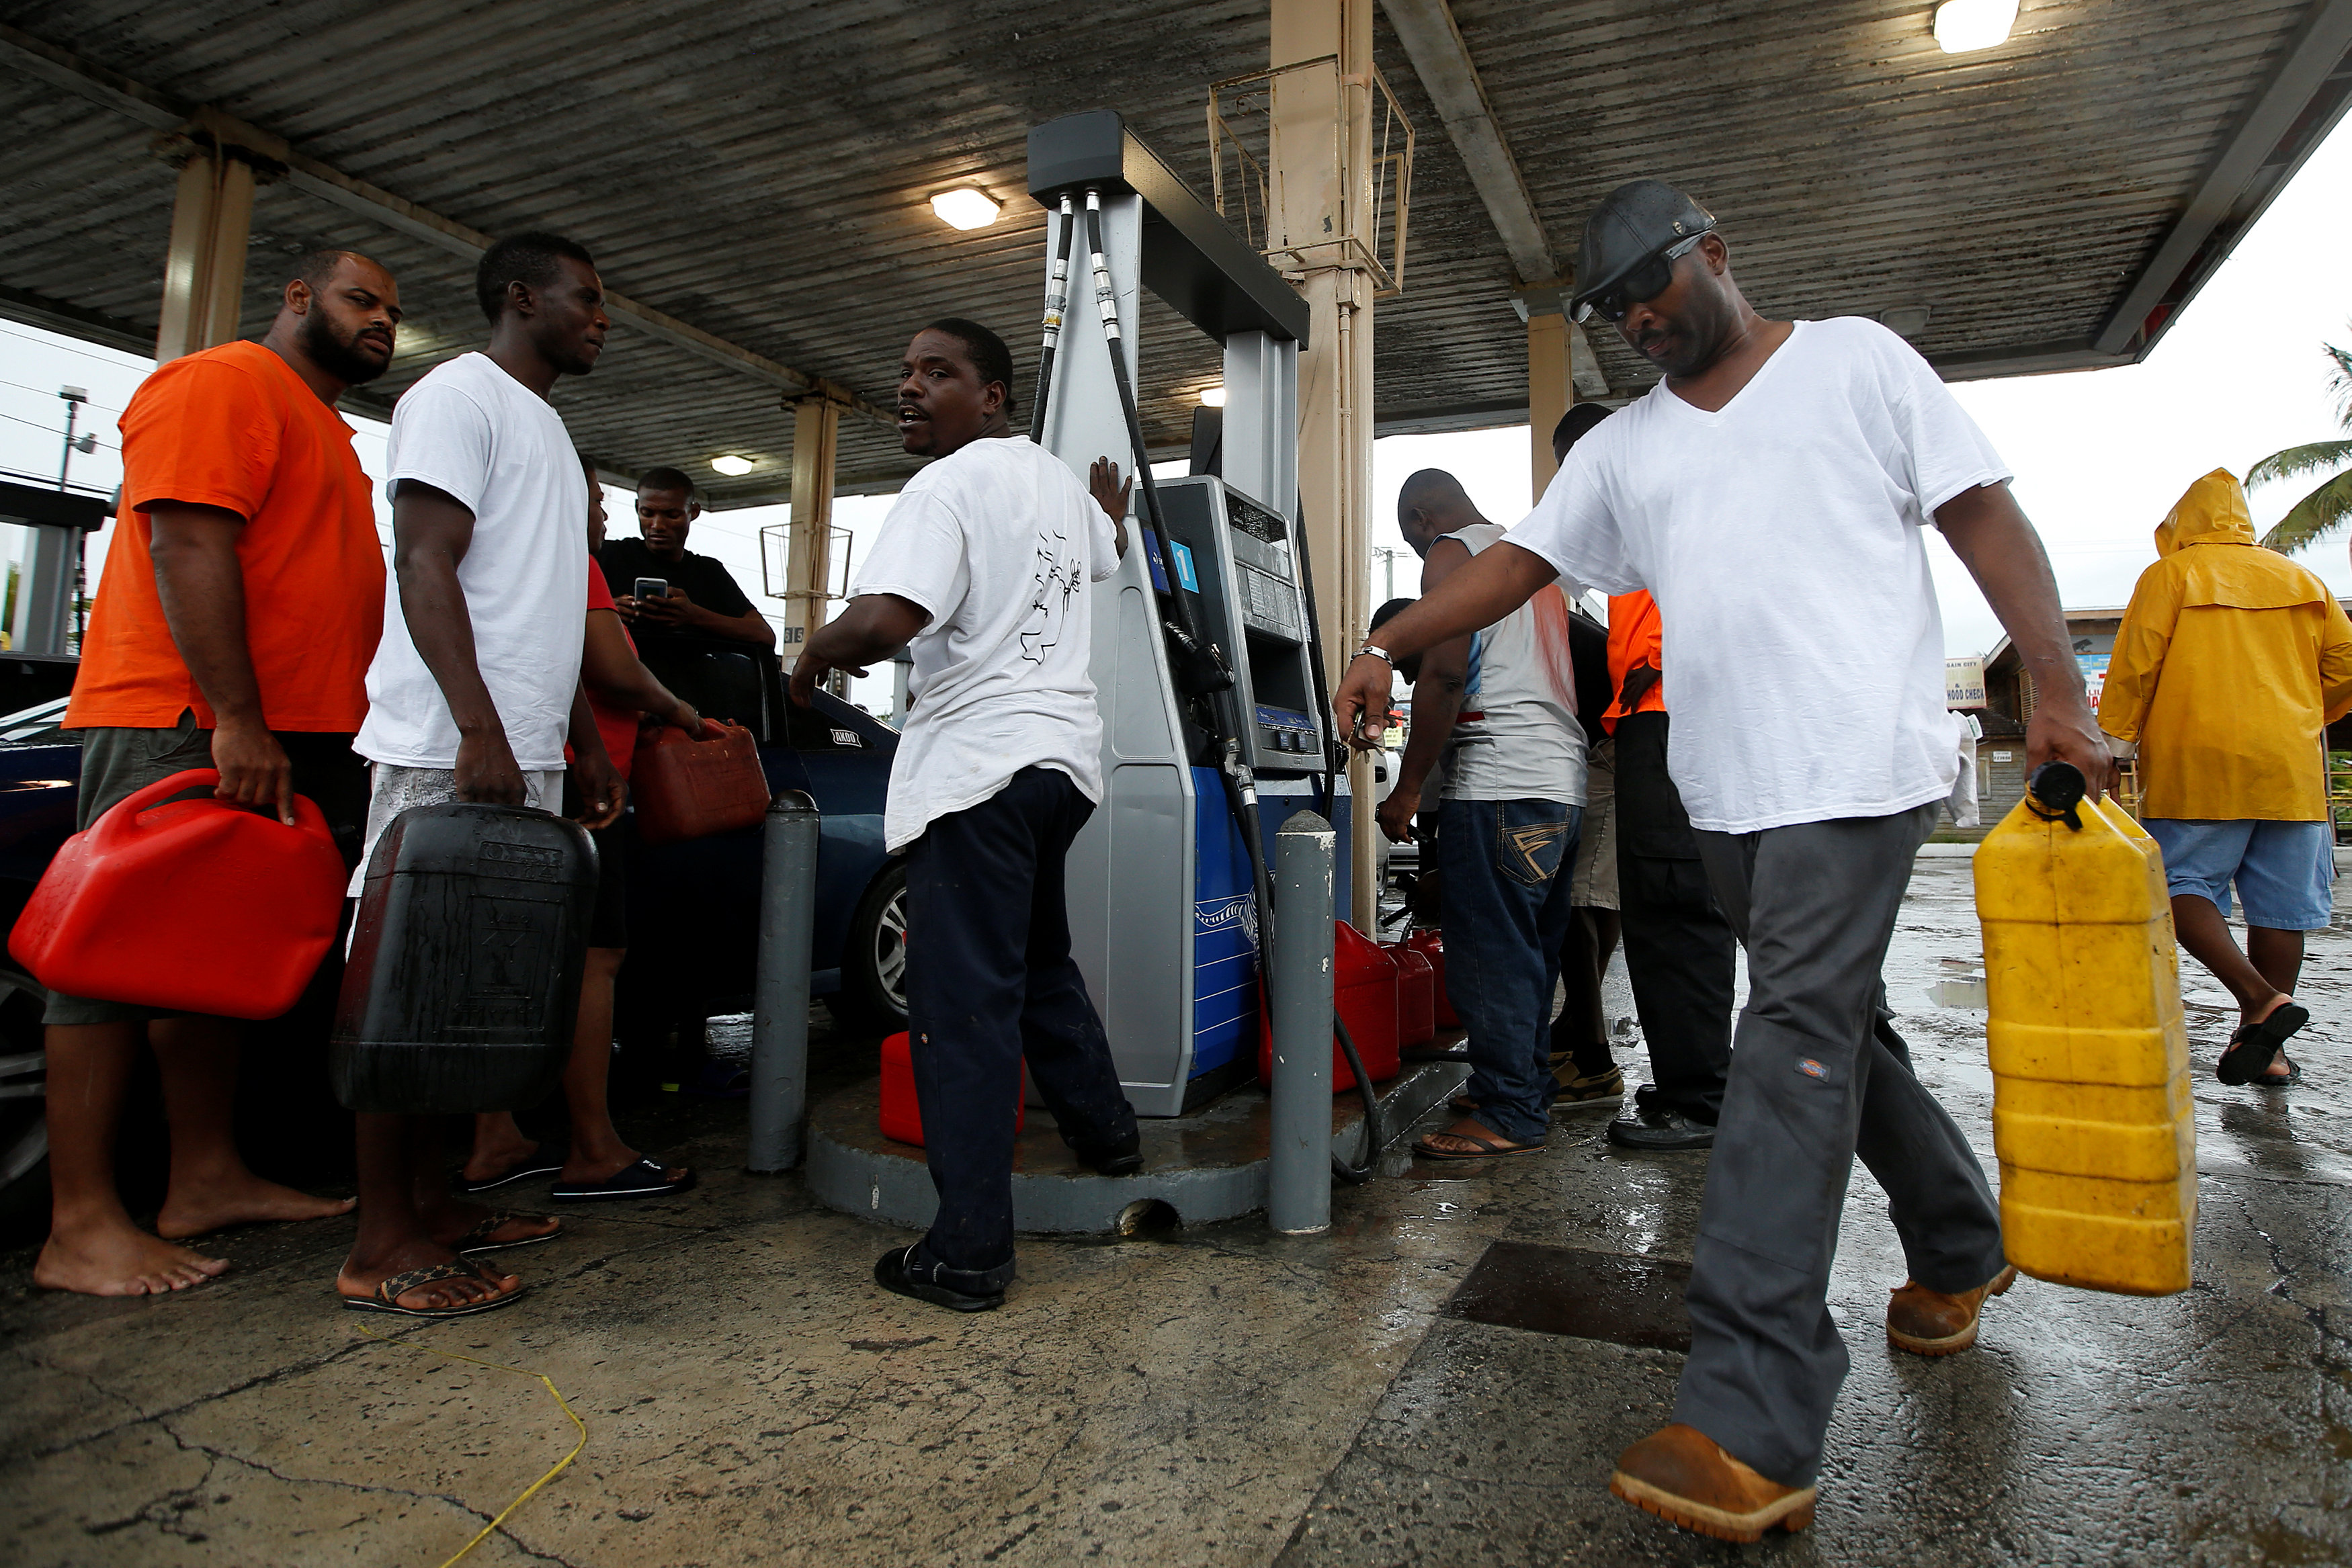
[330,802,597,1114]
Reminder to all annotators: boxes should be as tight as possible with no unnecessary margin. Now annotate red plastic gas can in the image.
[1393,944,1436,1048]
[1402,928,1456,1028]
[10,769,347,1020]
[632,721,771,846]
[879,1031,1026,1147]
[1257,920,1402,1093]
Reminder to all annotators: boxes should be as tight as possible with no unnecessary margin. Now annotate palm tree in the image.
[2252,339,2352,554]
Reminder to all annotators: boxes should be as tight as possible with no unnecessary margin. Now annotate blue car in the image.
[0,642,907,1213]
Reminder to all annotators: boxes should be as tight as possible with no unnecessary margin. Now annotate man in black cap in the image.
[1333,179,2110,1541]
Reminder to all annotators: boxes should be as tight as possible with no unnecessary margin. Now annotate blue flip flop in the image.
[550,1157,698,1203]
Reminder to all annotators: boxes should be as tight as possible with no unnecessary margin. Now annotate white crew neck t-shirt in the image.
[1438,521,1587,806]
[1507,316,2009,835]
[358,351,589,772]
[852,435,1121,852]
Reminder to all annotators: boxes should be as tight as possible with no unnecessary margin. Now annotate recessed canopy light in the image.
[1879,304,1933,338]
[1934,0,2017,53]
[1199,386,1227,408]
[929,189,1002,231]
[710,454,756,477]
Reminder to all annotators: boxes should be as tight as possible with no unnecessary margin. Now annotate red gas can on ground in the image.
[632,721,771,846]
[10,769,347,1020]
[1392,943,1436,1047]
[1402,928,1456,1028]
[1257,920,1402,1094]
[878,1031,1026,1147]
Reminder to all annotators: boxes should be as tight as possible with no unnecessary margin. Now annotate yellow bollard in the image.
[1972,763,2195,1295]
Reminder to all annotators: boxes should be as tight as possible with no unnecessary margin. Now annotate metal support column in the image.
[1526,303,1572,500]
[1268,810,1335,1233]
[748,791,820,1172]
[1271,0,1381,930]
[154,111,284,363]
[781,393,843,656]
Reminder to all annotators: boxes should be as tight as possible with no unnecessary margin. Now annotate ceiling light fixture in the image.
[710,454,756,477]
[929,189,1002,231]
[1933,0,2018,53]
[1199,386,1227,407]
[1879,304,1933,338]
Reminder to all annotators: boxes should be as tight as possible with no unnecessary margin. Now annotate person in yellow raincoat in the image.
[2099,468,2352,1087]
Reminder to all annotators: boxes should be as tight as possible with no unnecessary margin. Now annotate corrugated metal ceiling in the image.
[0,1,2341,507]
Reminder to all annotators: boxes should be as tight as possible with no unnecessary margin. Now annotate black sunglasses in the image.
[1574,232,1709,324]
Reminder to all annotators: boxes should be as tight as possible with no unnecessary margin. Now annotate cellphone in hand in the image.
[634,578,669,601]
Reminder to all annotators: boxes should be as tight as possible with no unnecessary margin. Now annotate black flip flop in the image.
[341,1258,526,1319]
[458,1156,562,1195]
[2218,1003,2309,1085]
[550,1157,698,1203]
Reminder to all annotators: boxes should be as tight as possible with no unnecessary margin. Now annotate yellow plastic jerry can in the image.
[1972,763,2195,1296]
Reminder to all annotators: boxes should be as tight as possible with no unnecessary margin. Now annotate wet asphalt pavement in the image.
[1,853,2346,1565]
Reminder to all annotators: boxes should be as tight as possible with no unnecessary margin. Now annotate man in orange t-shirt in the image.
[1555,405,1734,1154]
[35,252,400,1300]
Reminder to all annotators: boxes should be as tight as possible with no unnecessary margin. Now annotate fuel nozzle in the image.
[2025,760,2087,830]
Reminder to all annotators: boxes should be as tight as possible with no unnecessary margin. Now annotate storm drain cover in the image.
[1443,1242,1692,1351]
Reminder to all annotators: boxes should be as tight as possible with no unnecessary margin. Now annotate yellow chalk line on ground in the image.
[353,1321,588,1567]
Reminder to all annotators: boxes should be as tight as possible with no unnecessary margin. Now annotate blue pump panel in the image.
[1141,528,1171,595]
[1188,766,1259,1079]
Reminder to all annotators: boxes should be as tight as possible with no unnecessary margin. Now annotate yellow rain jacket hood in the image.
[2099,468,2352,820]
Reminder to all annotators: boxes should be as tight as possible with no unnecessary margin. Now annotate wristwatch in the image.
[1353,642,1395,669]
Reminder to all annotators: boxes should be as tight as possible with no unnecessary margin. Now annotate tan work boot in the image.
[1609,1423,1816,1542]
[1886,1263,2017,1355]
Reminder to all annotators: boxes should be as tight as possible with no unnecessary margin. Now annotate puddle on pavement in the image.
[1443,1241,1691,1351]
[1929,977,1988,1010]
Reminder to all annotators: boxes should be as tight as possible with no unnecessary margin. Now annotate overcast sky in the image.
[3,112,2348,711]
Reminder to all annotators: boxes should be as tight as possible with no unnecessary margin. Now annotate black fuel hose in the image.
[1028,193,1075,435]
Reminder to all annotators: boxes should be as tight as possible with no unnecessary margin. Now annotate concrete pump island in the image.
[1,2,2349,1563]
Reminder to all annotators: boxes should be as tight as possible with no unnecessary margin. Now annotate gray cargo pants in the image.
[1677,803,2005,1487]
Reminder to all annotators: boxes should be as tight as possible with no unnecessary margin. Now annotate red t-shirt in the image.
[69,340,386,732]
[583,570,640,779]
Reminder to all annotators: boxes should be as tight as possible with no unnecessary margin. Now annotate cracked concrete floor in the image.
[3,856,2348,1565]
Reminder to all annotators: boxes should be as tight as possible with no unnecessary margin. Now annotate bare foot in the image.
[339,1239,519,1311]
[1415,1117,1543,1157]
[35,1217,229,1296]
[156,1175,355,1240]
[462,1121,542,1186]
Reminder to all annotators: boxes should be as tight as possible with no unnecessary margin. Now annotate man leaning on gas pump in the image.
[1333,179,2111,1542]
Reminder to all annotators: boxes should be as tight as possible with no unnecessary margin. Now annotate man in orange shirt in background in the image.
[1555,404,1734,1153]
[37,251,397,1297]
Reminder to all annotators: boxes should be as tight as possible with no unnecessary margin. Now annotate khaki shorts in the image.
[1568,736,1619,910]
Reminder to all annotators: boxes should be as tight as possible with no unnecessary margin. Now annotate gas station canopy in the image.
[2,1,2347,506]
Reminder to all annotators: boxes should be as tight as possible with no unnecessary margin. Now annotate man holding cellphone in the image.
[598,467,775,650]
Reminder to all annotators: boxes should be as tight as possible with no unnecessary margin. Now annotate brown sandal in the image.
[341,1258,526,1319]
[1413,1129,1546,1161]
[453,1211,561,1255]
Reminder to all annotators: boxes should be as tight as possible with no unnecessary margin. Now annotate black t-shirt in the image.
[598,537,756,642]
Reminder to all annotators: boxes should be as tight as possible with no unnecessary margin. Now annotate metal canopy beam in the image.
[2095,0,2352,357]
[0,22,891,428]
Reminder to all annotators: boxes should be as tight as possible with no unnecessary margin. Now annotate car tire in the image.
[0,962,50,1232]
[838,859,909,1034]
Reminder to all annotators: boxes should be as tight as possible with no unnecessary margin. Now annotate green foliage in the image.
[2251,340,2352,554]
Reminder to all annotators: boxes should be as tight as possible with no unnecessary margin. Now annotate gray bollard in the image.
[748,790,820,1172]
[1269,809,1336,1234]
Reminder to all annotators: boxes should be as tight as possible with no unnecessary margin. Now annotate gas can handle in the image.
[88,767,336,848]
[2024,760,2087,830]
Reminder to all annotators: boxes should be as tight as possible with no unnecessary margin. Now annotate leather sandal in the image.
[341,1258,526,1319]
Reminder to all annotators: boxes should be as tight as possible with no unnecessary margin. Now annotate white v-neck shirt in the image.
[1508,317,2009,834]
[851,436,1121,852]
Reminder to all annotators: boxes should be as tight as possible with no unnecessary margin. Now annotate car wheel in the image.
[0,963,50,1229]
[839,860,909,1033]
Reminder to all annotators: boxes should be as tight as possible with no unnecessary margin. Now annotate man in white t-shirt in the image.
[791,318,1136,1314]
[1376,470,1587,1162]
[1333,181,2111,1541]
[339,232,624,1320]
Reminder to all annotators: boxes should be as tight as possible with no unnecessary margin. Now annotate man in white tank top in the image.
[1376,470,1589,1160]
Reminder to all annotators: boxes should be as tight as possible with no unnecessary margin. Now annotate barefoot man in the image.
[1333,180,2111,1540]
[39,251,401,1295]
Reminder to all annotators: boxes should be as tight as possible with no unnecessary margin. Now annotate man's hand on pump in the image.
[1088,457,1132,560]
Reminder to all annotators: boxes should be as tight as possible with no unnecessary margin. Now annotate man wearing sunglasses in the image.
[1333,178,2110,1542]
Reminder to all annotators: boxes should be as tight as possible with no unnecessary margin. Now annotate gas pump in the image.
[1024,111,1354,1118]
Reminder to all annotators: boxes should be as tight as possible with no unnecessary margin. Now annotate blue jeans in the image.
[2142,818,2335,931]
[1438,797,1583,1144]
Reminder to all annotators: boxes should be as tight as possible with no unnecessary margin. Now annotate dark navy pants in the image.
[902,766,1137,1292]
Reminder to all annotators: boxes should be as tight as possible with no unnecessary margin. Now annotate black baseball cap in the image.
[1569,179,1717,320]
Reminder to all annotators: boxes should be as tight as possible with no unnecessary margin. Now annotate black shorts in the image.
[559,773,630,951]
